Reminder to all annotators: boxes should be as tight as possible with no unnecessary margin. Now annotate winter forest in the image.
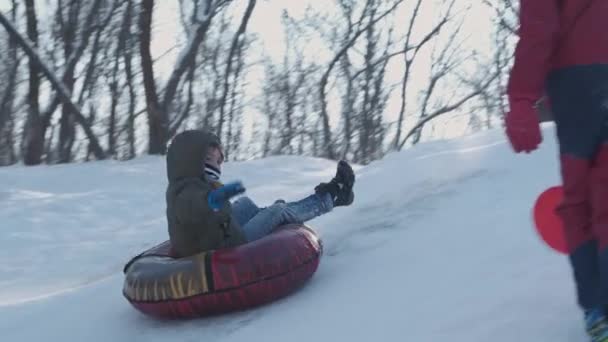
[0,0,521,166]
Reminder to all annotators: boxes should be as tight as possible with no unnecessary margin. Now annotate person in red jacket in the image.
[505,0,608,340]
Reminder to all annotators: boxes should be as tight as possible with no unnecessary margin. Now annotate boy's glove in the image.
[208,181,246,211]
[504,99,542,153]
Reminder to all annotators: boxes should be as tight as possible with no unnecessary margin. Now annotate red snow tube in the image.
[122,224,322,319]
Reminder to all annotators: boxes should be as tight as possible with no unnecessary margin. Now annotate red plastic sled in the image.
[532,186,569,254]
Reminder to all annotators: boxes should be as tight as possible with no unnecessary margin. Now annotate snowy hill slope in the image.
[0,124,587,341]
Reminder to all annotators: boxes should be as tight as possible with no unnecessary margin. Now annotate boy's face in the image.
[205,145,224,170]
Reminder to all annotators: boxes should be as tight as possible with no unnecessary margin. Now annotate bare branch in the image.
[399,72,499,149]
[392,0,453,149]
[483,0,518,34]
[169,63,196,136]
[162,0,216,112]
[319,0,405,159]
[76,0,120,106]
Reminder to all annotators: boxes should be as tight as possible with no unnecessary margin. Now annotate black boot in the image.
[315,160,355,207]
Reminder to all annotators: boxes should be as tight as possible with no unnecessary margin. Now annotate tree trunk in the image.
[358,7,377,163]
[107,2,131,158]
[281,75,294,154]
[0,2,19,165]
[6,112,16,165]
[138,0,164,154]
[108,81,119,157]
[123,0,137,159]
[217,0,256,140]
[55,0,106,163]
[57,2,78,163]
[125,53,137,159]
[169,63,196,138]
[339,54,354,159]
[21,0,43,165]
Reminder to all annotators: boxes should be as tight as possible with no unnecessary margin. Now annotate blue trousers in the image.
[231,193,333,242]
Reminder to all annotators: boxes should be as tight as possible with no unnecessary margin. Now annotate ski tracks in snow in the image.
[322,168,500,258]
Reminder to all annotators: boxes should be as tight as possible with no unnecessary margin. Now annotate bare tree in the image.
[123,4,138,160]
[353,3,393,164]
[260,67,279,157]
[0,0,508,167]
[259,10,318,158]
[468,18,515,131]
[396,2,499,149]
[391,0,450,149]
[189,11,231,134]
[20,0,43,165]
[223,35,252,160]
[138,0,164,155]
[409,12,464,145]
[166,2,258,160]
[469,0,522,129]
[52,0,115,163]
[484,0,518,35]
[337,53,355,159]
[318,0,404,159]
[0,0,117,164]
[217,0,256,142]
[140,0,231,155]
[0,0,20,166]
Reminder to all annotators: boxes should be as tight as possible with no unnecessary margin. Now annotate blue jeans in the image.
[231,193,333,242]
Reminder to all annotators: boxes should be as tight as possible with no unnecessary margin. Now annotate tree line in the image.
[0,0,518,166]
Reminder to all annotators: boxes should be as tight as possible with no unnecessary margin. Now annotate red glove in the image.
[504,100,542,153]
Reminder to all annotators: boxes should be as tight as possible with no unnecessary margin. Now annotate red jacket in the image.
[507,0,608,103]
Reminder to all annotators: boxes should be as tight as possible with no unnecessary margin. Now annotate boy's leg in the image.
[231,196,261,227]
[283,192,334,222]
[240,193,333,242]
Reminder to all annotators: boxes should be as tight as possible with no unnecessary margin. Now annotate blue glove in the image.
[208,181,246,211]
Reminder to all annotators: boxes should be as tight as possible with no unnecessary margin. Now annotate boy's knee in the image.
[233,196,260,214]
[268,202,303,224]
[266,202,287,212]
[234,196,254,206]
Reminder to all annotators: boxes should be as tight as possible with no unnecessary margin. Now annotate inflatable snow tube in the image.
[122,224,322,319]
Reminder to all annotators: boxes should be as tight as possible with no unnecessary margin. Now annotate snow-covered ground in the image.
[0,124,587,341]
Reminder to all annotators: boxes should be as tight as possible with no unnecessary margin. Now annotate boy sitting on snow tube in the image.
[166,129,356,258]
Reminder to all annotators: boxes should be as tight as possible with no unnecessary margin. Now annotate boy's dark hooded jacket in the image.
[165,130,246,257]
